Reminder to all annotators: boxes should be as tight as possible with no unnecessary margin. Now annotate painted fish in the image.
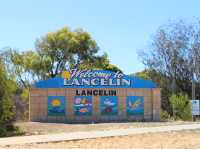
[79,108,88,113]
[104,107,112,113]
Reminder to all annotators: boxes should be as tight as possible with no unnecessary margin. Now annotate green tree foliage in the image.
[2,27,121,88]
[0,58,17,137]
[0,49,41,88]
[78,53,122,72]
[0,27,121,121]
[169,94,192,121]
[35,27,119,78]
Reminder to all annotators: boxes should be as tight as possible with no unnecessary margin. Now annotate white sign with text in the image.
[191,100,200,115]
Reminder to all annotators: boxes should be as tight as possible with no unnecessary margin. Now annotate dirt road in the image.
[2,131,200,149]
[15,121,200,135]
[1,123,200,147]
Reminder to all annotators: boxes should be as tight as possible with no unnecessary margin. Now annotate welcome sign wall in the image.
[31,68,160,122]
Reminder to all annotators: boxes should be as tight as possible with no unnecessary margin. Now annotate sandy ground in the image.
[15,121,200,135]
[2,130,200,149]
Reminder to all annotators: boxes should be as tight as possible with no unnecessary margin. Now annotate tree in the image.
[139,20,200,101]
[137,20,200,115]
[78,53,122,72]
[35,27,101,78]
[0,27,122,121]
[0,58,17,137]
[2,27,121,88]
[0,49,41,88]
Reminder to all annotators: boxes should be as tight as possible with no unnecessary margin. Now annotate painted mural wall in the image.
[30,69,161,122]
[47,95,145,117]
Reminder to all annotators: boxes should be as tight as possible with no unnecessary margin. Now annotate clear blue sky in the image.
[0,0,199,74]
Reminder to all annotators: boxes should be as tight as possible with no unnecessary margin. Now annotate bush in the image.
[0,59,17,137]
[0,124,24,137]
[169,93,192,121]
[0,98,15,137]
[160,110,170,121]
[14,88,30,121]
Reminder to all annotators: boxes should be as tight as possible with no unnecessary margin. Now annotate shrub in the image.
[169,93,192,121]
[0,59,17,137]
[160,110,170,121]
[0,98,15,137]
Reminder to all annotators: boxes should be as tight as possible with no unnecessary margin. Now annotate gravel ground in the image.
[2,130,200,149]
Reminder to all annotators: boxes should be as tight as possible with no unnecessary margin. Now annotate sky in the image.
[0,0,199,74]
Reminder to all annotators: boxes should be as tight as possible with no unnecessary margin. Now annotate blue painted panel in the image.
[126,96,144,115]
[48,96,66,116]
[74,96,92,116]
[100,96,118,115]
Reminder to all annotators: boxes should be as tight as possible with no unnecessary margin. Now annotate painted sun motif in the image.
[61,71,71,80]
[51,99,61,107]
